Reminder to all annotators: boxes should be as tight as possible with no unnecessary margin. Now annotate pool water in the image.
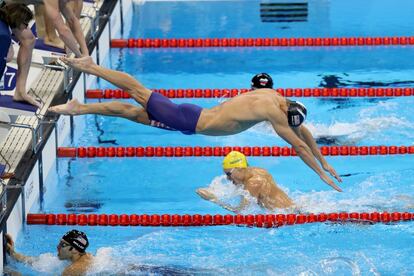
[9,0,414,275]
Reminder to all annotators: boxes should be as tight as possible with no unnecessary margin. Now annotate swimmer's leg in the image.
[60,56,152,108]
[49,99,151,124]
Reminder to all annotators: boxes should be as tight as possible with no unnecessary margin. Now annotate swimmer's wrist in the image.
[87,64,99,75]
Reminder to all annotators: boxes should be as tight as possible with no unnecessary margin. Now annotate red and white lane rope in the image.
[57,145,414,158]
[86,87,414,99]
[111,36,414,48]
[27,212,413,227]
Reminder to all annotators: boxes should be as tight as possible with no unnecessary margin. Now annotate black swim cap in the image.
[251,73,273,89]
[287,101,307,127]
[62,229,89,253]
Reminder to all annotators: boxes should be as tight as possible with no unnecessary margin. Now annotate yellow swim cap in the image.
[222,151,248,170]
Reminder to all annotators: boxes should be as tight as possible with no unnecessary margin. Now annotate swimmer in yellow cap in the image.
[197,151,293,212]
[50,56,342,192]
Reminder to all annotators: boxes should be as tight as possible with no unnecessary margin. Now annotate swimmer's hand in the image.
[320,174,342,192]
[222,205,237,213]
[5,234,15,255]
[196,188,217,202]
[4,234,35,264]
[196,188,238,213]
[323,163,342,183]
[60,56,95,74]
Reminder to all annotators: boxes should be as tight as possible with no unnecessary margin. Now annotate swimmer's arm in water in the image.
[196,188,239,213]
[233,197,249,213]
[295,125,342,183]
[5,234,35,265]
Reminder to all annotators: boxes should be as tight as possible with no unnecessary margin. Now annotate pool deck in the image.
[0,2,101,187]
[0,0,134,271]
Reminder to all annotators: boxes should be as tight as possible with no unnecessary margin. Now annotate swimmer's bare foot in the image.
[60,56,95,74]
[48,99,81,115]
[44,37,65,49]
[13,91,41,108]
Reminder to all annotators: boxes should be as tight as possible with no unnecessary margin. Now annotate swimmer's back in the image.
[245,167,294,209]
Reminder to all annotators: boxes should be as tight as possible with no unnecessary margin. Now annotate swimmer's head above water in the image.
[58,229,89,260]
[222,151,248,182]
[223,151,248,170]
[251,73,273,89]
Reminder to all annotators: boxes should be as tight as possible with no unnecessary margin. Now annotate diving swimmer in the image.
[49,56,342,192]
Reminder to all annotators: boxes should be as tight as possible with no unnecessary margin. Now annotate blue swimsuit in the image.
[146,92,203,135]
[0,19,11,80]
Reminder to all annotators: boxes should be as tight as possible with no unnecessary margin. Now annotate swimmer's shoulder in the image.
[249,167,267,172]
[63,254,93,276]
[253,89,286,106]
[248,167,271,179]
[238,89,281,105]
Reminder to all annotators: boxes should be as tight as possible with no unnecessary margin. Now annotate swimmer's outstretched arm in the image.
[269,115,342,192]
[296,125,342,183]
[60,56,152,108]
[5,234,35,265]
[196,188,246,213]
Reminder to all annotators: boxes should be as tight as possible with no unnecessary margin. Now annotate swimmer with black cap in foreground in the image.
[4,231,212,275]
[5,230,93,276]
[197,151,294,213]
[49,56,342,191]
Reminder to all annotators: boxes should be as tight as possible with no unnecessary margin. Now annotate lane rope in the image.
[57,146,414,158]
[86,87,414,99]
[27,212,414,227]
[111,36,414,48]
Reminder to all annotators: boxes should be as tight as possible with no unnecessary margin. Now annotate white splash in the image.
[320,257,361,276]
[88,247,135,275]
[243,99,414,143]
[308,116,414,142]
[30,253,66,274]
[246,115,414,144]
[202,175,263,213]
[292,172,413,213]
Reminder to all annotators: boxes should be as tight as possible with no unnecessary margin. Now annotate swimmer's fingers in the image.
[323,164,342,183]
[328,167,342,182]
[5,234,14,253]
[330,181,343,192]
[5,234,14,246]
[321,174,342,192]
[223,205,237,213]
[59,56,72,66]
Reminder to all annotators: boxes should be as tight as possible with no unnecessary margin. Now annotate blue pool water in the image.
[10,0,414,275]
